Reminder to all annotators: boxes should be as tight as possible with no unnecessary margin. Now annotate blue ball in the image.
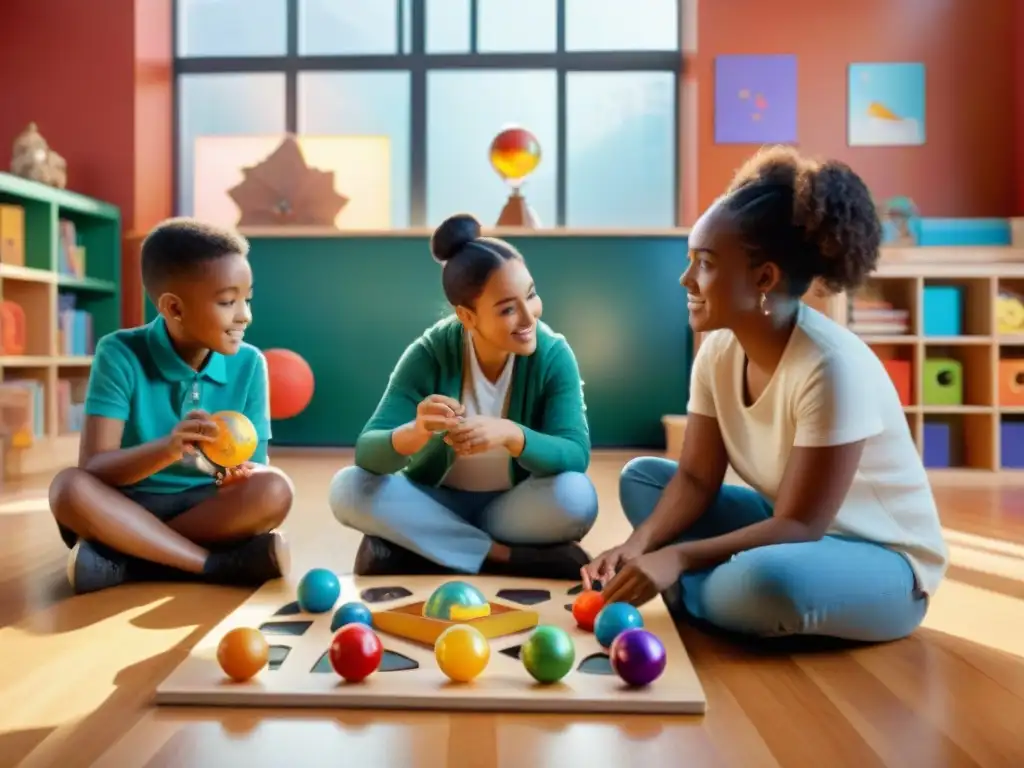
[594,602,644,648]
[331,601,373,632]
[296,567,341,613]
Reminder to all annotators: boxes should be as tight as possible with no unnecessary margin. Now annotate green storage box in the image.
[923,358,963,406]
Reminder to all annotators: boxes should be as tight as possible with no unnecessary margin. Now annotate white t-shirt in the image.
[442,332,515,492]
[688,303,949,596]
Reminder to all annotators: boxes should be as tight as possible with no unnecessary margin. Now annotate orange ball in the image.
[265,348,315,420]
[201,410,258,469]
[572,590,604,632]
[217,627,269,681]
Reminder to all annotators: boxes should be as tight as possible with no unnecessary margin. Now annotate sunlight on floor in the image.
[0,597,199,730]
[0,495,49,515]
[923,527,1024,659]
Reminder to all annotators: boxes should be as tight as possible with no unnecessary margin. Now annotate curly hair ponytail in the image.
[723,146,882,296]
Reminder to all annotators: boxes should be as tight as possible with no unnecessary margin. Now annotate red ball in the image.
[329,623,383,683]
[572,590,604,632]
[264,348,314,420]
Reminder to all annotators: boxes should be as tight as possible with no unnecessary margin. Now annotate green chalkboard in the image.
[158,232,693,449]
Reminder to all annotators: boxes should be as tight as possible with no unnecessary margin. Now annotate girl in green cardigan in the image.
[328,213,598,579]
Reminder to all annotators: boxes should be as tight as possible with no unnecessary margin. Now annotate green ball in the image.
[521,625,576,684]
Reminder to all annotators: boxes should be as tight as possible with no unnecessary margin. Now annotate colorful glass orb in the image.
[489,127,541,183]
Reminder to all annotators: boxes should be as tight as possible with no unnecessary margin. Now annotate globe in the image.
[201,410,258,469]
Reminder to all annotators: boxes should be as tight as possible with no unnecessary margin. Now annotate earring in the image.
[760,292,770,316]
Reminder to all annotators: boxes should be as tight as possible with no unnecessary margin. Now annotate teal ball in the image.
[594,602,644,648]
[422,580,488,620]
[331,601,373,632]
[296,568,341,613]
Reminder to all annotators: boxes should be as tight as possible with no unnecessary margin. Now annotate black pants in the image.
[57,483,219,549]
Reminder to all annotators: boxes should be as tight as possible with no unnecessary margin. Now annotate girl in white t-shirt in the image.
[583,146,948,642]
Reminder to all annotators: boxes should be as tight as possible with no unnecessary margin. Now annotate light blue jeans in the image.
[619,456,929,642]
[329,466,598,573]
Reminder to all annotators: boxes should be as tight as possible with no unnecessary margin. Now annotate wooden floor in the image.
[2,451,1024,767]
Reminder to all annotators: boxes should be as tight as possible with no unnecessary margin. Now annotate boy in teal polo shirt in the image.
[48,218,293,594]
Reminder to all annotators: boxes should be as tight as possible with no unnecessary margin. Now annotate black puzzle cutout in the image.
[259,620,313,636]
[273,601,302,616]
[360,586,413,603]
[564,604,573,612]
[311,650,420,674]
[379,650,419,672]
[495,588,550,606]
[268,645,291,670]
[578,653,615,675]
[499,645,522,660]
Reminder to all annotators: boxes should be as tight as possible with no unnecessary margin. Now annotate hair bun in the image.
[430,213,482,264]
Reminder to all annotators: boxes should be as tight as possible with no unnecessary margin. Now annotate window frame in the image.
[172,0,683,228]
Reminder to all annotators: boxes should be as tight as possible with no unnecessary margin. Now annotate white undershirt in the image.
[442,332,515,492]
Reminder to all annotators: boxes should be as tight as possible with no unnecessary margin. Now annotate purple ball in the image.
[609,628,667,687]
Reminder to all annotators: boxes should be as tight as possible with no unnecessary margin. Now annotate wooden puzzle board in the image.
[155,574,707,715]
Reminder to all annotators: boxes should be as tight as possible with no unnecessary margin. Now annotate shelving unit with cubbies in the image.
[841,256,1024,473]
[0,171,121,479]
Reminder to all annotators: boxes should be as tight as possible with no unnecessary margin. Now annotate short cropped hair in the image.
[140,217,249,298]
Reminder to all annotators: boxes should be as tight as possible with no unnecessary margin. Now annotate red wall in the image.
[1016,0,1024,214]
[686,0,1018,223]
[0,0,172,325]
[0,1,1018,241]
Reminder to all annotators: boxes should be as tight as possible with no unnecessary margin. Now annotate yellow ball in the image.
[434,624,490,683]
[202,410,258,469]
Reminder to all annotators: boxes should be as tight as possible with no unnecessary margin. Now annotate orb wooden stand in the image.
[497,189,539,228]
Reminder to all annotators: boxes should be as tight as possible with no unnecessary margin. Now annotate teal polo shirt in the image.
[84,316,272,493]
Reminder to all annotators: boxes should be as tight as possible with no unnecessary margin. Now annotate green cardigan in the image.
[355,315,591,486]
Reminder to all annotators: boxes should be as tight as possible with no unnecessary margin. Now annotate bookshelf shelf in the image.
[0,171,120,480]
[689,250,1024,474]
[838,258,1024,471]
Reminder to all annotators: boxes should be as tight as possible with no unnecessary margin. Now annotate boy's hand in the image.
[164,410,218,459]
[216,462,256,486]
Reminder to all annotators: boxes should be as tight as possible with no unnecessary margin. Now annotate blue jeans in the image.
[329,466,598,573]
[619,457,928,642]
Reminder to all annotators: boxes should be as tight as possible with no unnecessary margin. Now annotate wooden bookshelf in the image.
[0,172,120,480]
[683,245,1024,473]
[837,258,1024,473]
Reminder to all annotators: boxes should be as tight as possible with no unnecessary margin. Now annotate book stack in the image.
[57,376,89,434]
[847,295,910,335]
[57,219,87,278]
[57,292,94,356]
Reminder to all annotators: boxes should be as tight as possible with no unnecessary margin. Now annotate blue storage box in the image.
[923,285,963,336]
[917,218,1011,247]
[923,422,951,468]
[1001,421,1024,468]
